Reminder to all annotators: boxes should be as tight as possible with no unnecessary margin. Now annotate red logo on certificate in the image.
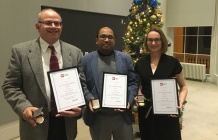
[61,74,64,78]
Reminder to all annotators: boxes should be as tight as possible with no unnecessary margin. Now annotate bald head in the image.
[38,9,62,22]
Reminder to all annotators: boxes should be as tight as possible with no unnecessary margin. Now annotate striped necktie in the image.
[48,45,59,70]
[48,45,59,115]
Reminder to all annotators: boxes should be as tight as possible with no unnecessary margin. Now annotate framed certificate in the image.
[101,73,128,109]
[47,67,86,112]
[151,78,179,115]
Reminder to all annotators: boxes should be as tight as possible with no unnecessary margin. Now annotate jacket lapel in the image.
[91,52,100,93]
[115,51,123,73]
[28,40,47,99]
[61,42,72,68]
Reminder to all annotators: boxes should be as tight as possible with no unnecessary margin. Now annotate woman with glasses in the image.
[134,28,188,140]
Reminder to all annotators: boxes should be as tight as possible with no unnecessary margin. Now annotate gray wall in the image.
[0,0,132,125]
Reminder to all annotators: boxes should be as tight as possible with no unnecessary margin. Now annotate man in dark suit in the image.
[82,27,138,140]
[2,9,88,140]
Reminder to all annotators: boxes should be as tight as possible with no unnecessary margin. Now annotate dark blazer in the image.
[2,39,88,140]
[81,50,138,126]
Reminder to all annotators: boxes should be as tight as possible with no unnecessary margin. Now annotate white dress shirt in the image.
[40,38,63,110]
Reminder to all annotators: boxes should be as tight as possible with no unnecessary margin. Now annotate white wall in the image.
[166,0,216,27]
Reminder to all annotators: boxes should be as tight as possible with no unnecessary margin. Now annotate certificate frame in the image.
[47,67,86,112]
[151,78,179,115]
[101,72,128,109]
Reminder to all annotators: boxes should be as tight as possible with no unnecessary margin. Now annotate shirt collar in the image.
[40,37,60,53]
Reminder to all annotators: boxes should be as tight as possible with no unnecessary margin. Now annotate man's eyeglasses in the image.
[98,35,115,40]
[38,21,62,27]
[147,38,161,43]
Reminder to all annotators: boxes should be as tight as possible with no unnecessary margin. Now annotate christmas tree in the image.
[124,1,186,126]
[123,0,164,63]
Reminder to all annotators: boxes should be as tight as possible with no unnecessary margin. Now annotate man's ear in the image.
[35,23,40,31]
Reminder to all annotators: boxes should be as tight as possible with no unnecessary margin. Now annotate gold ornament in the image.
[159,19,164,24]
[130,37,134,41]
[147,23,150,27]
[139,20,143,25]
[156,7,161,13]
[145,28,149,33]
[131,9,137,15]
[140,12,145,17]
[143,18,147,22]
[135,5,139,9]
[136,14,140,20]
[127,25,132,30]
[129,28,132,32]
[156,13,162,18]
[150,15,157,21]
[126,32,130,37]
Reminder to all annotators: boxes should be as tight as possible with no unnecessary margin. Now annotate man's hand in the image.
[22,107,39,127]
[114,103,130,112]
[56,107,82,117]
[88,98,100,112]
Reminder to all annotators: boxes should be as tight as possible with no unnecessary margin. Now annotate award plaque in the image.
[32,107,45,125]
[101,73,128,109]
[47,67,86,112]
[151,78,179,115]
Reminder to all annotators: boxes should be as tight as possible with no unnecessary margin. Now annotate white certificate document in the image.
[151,78,179,115]
[102,73,127,109]
[48,67,85,112]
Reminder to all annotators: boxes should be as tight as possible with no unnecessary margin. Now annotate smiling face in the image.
[96,27,115,55]
[35,9,62,44]
[144,28,168,54]
[146,31,162,54]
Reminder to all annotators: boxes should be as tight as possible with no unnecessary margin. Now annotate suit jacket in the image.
[81,50,138,126]
[2,39,88,140]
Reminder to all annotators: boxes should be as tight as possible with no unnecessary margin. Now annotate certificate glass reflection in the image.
[151,78,179,115]
[101,73,127,109]
[47,67,85,112]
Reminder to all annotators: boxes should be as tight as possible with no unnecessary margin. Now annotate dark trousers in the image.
[138,107,181,140]
[47,113,67,140]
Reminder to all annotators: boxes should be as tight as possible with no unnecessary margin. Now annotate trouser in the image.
[47,113,67,140]
[90,113,133,140]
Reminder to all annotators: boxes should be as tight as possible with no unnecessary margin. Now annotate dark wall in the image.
[42,6,128,53]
